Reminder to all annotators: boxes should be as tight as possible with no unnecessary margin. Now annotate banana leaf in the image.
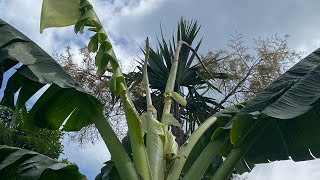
[216,48,320,165]
[0,19,103,131]
[0,145,85,180]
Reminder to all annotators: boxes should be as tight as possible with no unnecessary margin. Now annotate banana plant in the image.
[2,0,320,179]
[129,19,226,140]
[39,1,225,179]
[38,1,320,178]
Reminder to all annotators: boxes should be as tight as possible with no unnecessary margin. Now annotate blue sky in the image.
[2,0,320,179]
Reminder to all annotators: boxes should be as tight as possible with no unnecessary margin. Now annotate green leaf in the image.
[163,130,179,157]
[135,18,210,93]
[183,136,227,180]
[166,104,246,179]
[170,91,187,106]
[230,112,260,147]
[162,113,181,127]
[88,34,99,52]
[95,42,110,76]
[108,68,127,96]
[0,145,85,180]
[12,79,44,125]
[41,0,114,77]
[140,114,179,156]
[40,0,81,33]
[220,48,320,166]
[40,1,150,179]
[0,19,103,131]
[146,116,165,180]
[167,116,218,180]
[182,104,246,179]
[95,160,120,180]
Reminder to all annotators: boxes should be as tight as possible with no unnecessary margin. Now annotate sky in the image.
[2,0,320,179]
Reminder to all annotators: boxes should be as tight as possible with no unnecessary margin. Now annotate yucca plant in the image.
[2,0,320,179]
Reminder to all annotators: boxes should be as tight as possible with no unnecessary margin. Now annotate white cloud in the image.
[120,0,167,16]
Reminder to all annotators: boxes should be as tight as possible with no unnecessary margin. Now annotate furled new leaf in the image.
[170,91,187,106]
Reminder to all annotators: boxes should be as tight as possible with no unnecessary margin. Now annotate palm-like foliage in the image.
[130,19,226,143]
[145,19,204,91]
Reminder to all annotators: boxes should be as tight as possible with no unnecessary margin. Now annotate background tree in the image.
[54,46,127,145]
[182,34,301,179]
[0,106,63,159]
[199,33,301,113]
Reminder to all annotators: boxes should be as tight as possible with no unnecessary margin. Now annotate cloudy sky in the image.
[2,0,320,179]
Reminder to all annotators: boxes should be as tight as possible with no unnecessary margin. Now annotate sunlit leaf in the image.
[40,0,81,32]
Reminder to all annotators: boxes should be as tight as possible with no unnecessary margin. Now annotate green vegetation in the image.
[0,0,320,179]
[0,107,63,159]
[0,145,84,179]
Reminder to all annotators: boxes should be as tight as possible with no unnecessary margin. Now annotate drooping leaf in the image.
[41,1,149,179]
[0,19,103,131]
[41,0,114,77]
[40,0,81,32]
[88,34,99,52]
[0,145,85,180]
[220,48,320,165]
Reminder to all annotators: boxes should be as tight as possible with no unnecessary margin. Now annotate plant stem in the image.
[211,118,272,180]
[183,134,228,180]
[211,143,248,180]
[144,38,153,110]
[94,6,152,178]
[93,113,139,180]
[109,60,151,180]
[120,90,152,180]
[166,116,218,180]
[161,41,184,127]
[109,44,151,180]
[145,38,164,180]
